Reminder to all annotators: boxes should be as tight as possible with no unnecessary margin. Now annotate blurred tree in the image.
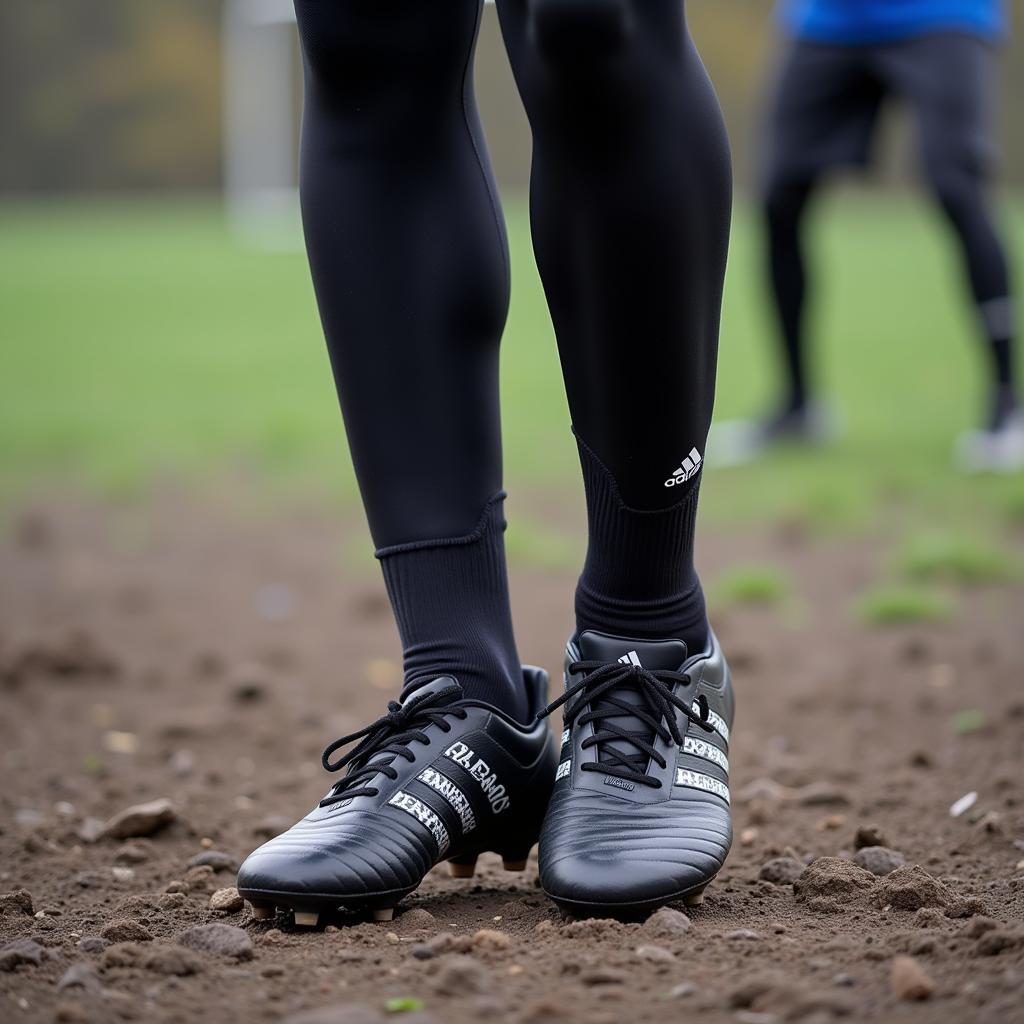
[0,0,221,191]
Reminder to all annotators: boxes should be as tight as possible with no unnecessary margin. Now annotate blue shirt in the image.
[780,1,1006,44]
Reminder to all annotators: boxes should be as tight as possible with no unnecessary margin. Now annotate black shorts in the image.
[762,32,999,190]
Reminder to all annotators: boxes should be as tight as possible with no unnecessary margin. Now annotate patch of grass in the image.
[505,515,581,571]
[900,532,1017,585]
[712,564,790,607]
[1002,484,1024,525]
[2,194,1024,539]
[384,997,425,1014]
[857,585,954,626]
[952,709,986,735]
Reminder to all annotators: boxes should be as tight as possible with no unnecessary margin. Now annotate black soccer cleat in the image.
[237,671,557,926]
[537,630,734,918]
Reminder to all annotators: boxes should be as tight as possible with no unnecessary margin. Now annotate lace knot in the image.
[318,685,465,805]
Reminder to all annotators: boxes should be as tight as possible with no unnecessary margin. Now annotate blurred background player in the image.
[718,0,1021,472]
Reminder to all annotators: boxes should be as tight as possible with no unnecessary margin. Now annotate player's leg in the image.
[497,0,735,915]
[936,169,1018,433]
[898,33,1020,465]
[238,0,557,926]
[293,0,526,717]
[764,174,818,421]
[499,0,730,653]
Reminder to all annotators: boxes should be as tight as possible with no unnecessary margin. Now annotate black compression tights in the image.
[294,0,731,718]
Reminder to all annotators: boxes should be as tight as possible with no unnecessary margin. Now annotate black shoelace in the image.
[319,685,467,806]
[537,660,713,788]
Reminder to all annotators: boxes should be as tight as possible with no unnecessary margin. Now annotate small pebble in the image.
[57,963,100,991]
[114,843,151,865]
[187,850,236,872]
[210,887,244,913]
[76,818,105,844]
[642,906,691,937]
[759,857,803,886]
[667,981,697,999]
[101,919,152,943]
[891,955,935,1000]
[816,813,847,831]
[949,792,978,818]
[854,824,889,849]
[635,944,675,963]
[853,846,906,877]
[580,966,627,986]
[100,799,177,840]
[77,936,109,954]
[178,923,254,961]
[0,938,46,972]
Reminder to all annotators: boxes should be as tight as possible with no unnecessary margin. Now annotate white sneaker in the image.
[955,411,1024,474]
[709,401,840,468]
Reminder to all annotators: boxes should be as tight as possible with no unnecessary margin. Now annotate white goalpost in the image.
[222,0,300,246]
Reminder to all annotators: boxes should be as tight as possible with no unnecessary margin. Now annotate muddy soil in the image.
[1,491,1022,1024]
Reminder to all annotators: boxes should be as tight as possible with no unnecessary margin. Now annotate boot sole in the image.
[543,875,716,921]
[239,850,531,927]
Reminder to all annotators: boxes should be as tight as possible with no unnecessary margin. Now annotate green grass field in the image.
[2,195,1023,542]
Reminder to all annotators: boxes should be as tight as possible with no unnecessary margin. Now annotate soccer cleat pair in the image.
[237,631,734,923]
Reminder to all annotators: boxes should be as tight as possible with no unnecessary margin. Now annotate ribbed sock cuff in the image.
[575,437,708,648]
[376,494,526,720]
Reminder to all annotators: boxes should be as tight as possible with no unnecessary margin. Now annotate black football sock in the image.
[574,439,707,651]
[378,495,527,722]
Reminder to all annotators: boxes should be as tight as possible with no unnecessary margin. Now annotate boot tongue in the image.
[577,633,688,672]
[575,632,688,768]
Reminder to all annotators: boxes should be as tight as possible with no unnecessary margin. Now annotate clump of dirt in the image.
[1,629,120,686]
[793,856,877,912]
[872,865,951,911]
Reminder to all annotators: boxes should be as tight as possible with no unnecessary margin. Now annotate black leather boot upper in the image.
[237,670,557,918]
[538,630,734,915]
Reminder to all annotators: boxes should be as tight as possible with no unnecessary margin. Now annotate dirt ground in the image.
[1,490,1022,1024]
